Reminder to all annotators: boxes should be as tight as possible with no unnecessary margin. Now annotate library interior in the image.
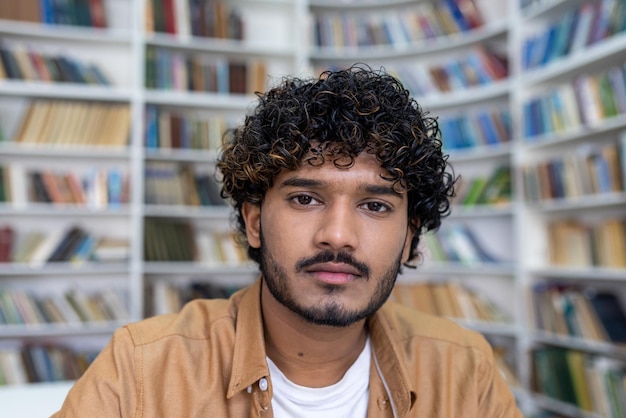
[0,0,625,416]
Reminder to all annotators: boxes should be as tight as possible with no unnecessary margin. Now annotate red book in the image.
[88,0,107,28]
[0,225,14,262]
[162,0,177,34]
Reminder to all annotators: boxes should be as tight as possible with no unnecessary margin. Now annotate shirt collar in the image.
[226,277,417,412]
[368,305,417,414]
[227,277,270,399]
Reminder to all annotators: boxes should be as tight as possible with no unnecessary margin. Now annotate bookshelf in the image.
[309,0,528,411]
[512,0,626,417]
[0,0,306,387]
[308,0,626,417]
[0,1,625,417]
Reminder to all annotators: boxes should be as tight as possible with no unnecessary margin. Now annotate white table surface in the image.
[0,381,74,417]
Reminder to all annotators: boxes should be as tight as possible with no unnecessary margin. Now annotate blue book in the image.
[477,112,499,145]
[107,169,124,206]
[144,106,159,149]
[540,23,559,65]
[442,0,470,32]
[591,153,613,193]
[523,101,536,139]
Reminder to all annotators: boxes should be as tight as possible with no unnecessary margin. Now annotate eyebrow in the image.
[279,176,404,199]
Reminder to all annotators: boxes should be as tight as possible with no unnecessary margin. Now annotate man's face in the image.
[243,152,414,327]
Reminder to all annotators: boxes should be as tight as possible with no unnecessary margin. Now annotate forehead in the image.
[275,152,395,188]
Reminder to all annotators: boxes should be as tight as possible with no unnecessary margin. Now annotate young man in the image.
[53,66,523,417]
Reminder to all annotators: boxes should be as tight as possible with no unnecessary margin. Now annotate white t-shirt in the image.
[267,338,371,418]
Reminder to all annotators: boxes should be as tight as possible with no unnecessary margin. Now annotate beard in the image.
[259,229,404,327]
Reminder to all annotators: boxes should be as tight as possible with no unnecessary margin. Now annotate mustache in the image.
[295,251,370,278]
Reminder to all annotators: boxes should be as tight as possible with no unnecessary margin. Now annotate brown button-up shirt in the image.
[52,278,523,417]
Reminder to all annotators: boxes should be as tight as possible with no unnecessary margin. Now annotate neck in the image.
[261,280,368,388]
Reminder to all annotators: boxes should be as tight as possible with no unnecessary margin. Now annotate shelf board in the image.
[406,261,517,277]
[0,263,130,277]
[143,204,231,219]
[447,142,513,162]
[528,192,626,212]
[0,204,131,217]
[520,32,626,85]
[532,392,605,418]
[143,89,257,110]
[309,20,508,61]
[421,80,511,109]
[0,19,132,44]
[523,113,626,150]
[309,0,419,10]
[528,266,626,282]
[145,33,296,58]
[0,321,125,339]
[0,80,133,101]
[455,319,519,336]
[143,262,257,278]
[533,331,626,358]
[450,204,515,218]
[144,148,218,163]
[520,0,574,21]
[0,143,131,159]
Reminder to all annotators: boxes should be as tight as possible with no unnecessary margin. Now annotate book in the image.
[0,225,14,262]
[47,226,87,262]
[587,291,626,343]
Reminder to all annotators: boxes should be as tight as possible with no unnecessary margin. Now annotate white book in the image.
[0,349,29,385]
[28,229,66,267]
[175,0,191,40]
[49,293,83,324]
[6,163,27,208]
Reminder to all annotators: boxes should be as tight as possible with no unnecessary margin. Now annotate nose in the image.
[314,200,359,252]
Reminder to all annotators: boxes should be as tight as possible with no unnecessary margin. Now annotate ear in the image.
[242,202,261,248]
[401,220,419,263]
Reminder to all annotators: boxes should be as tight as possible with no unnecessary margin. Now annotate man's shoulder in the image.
[122,285,251,347]
[375,301,491,352]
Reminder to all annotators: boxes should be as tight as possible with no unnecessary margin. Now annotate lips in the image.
[305,262,362,285]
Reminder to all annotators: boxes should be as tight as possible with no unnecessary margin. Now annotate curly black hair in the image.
[217,64,456,266]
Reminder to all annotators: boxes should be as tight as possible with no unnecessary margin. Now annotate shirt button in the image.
[259,378,268,391]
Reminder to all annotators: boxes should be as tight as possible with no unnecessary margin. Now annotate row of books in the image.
[146,0,243,40]
[522,0,626,70]
[144,106,236,151]
[389,280,511,324]
[1,165,130,208]
[440,108,512,150]
[422,223,503,265]
[0,0,107,28]
[312,0,484,49]
[547,218,626,269]
[376,45,508,98]
[0,287,129,325]
[0,44,110,85]
[151,281,244,315]
[145,47,267,95]
[523,136,626,202]
[11,100,131,147]
[532,346,625,417]
[144,218,247,264]
[452,165,512,206]
[532,283,626,344]
[0,345,97,386]
[523,62,626,139]
[0,225,130,265]
[145,162,224,207]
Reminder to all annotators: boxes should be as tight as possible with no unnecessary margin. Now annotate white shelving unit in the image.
[0,0,306,386]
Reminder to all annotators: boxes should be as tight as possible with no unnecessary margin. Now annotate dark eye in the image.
[363,201,390,213]
[291,195,319,206]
